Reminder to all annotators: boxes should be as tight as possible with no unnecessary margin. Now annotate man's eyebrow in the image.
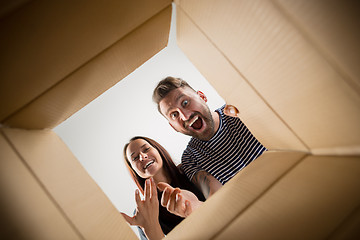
[165,93,185,116]
[176,93,185,103]
[130,143,147,157]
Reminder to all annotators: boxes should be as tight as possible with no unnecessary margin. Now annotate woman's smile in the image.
[143,160,155,170]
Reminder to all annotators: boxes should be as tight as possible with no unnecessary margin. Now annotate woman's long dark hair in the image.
[123,136,187,195]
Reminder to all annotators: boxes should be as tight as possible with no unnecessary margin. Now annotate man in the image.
[153,76,266,216]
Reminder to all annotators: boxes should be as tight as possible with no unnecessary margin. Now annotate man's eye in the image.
[132,156,139,161]
[170,112,178,120]
[182,100,189,107]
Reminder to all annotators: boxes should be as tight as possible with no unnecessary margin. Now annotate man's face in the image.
[159,87,215,141]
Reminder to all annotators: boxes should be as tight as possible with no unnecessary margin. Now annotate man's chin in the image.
[191,130,213,141]
[182,129,203,139]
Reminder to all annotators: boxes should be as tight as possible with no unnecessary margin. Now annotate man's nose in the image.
[179,109,191,121]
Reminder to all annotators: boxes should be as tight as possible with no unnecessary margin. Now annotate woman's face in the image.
[126,139,163,179]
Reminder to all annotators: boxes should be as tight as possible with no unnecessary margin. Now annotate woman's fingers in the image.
[135,189,142,206]
[161,187,171,207]
[150,178,158,200]
[167,188,181,213]
[144,179,151,200]
[144,178,157,202]
[159,183,190,218]
[175,193,186,214]
[158,182,172,207]
[157,182,172,192]
[121,212,136,226]
[184,200,192,217]
[127,181,161,231]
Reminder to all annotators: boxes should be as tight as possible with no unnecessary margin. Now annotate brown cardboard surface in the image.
[0,0,30,18]
[0,0,171,127]
[215,155,360,240]
[329,206,360,240]
[166,151,307,240]
[176,6,308,152]
[2,128,137,240]
[176,0,360,154]
[3,5,172,130]
[274,0,360,94]
[0,131,81,240]
[1,1,360,239]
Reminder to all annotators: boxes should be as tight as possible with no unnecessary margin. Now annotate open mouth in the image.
[189,116,203,130]
[143,160,154,170]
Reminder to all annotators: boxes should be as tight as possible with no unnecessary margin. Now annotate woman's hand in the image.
[157,182,203,218]
[121,178,164,240]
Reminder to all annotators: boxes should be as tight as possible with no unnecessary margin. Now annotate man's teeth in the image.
[189,116,199,127]
[144,161,154,169]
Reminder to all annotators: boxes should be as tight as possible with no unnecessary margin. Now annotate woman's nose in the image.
[139,153,148,161]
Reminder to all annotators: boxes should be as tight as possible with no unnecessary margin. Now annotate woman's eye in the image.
[182,100,188,107]
[144,147,150,152]
[132,156,139,161]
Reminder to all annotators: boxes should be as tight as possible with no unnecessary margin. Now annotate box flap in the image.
[2,128,137,239]
[176,0,360,154]
[0,1,172,129]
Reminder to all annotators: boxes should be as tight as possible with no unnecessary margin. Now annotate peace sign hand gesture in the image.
[121,178,164,240]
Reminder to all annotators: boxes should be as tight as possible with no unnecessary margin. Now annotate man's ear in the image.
[169,123,178,132]
[197,91,208,102]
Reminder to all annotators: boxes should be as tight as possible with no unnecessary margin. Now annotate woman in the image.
[121,136,205,240]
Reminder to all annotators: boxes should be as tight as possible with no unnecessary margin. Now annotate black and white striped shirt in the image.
[182,105,267,185]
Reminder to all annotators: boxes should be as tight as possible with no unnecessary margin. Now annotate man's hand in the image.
[157,182,203,218]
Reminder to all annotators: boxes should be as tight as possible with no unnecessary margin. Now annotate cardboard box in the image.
[0,1,172,239]
[1,0,359,239]
[168,0,360,239]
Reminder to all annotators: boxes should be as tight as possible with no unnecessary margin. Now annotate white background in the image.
[54,4,224,236]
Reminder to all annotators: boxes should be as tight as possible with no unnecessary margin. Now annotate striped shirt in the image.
[181,105,267,184]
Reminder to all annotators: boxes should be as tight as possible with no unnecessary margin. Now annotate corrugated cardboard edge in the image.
[1,127,138,240]
[166,151,307,240]
[0,129,82,240]
[0,0,171,122]
[4,5,172,130]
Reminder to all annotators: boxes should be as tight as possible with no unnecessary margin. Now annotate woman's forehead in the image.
[127,139,148,154]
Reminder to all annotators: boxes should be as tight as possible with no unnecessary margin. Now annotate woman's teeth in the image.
[144,160,154,169]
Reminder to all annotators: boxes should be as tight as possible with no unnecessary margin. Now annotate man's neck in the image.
[212,110,220,134]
